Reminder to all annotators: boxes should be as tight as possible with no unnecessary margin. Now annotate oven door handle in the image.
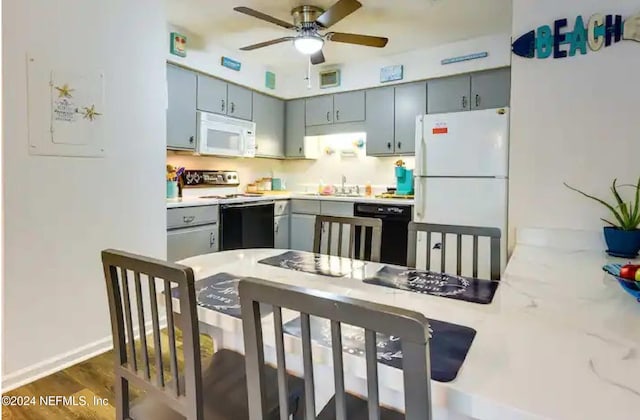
[221,201,274,209]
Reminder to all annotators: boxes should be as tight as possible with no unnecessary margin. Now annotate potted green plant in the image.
[564,178,640,257]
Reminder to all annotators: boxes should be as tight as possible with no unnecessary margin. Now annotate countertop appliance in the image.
[197,111,256,158]
[354,202,412,266]
[395,164,414,195]
[220,201,274,250]
[414,107,509,278]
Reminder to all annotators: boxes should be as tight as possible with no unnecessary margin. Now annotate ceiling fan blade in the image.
[233,6,296,29]
[239,37,295,51]
[315,0,362,28]
[327,32,388,48]
[310,50,325,65]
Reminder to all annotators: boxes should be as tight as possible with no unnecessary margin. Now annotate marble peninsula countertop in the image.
[176,228,640,419]
[166,193,415,208]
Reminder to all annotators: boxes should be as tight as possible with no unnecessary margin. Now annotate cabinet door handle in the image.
[336,110,340,121]
[231,102,235,114]
[299,146,303,153]
[209,232,215,248]
[183,216,195,223]
[275,223,279,234]
[387,142,392,150]
[221,99,225,112]
[326,111,330,122]
[475,94,480,107]
[397,141,402,149]
[462,96,468,109]
[189,136,194,144]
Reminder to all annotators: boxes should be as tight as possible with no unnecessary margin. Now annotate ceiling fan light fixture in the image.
[294,35,324,55]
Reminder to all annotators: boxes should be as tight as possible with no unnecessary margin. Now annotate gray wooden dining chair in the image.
[239,277,433,420]
[407,222,502,280]
[313,215,383,262]
[102,249,305,420]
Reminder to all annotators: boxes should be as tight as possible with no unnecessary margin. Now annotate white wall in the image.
[281,33,512,98]
[509,0,640,246]
[167,24,286,97]
[2,0,166,389]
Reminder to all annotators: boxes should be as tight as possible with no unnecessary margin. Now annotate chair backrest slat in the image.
[364,329,380,420]
[314,215,382,262]
[239,277,432,420]
[102,249,203,420]
[330,320,347,420]
[133,272,150,380]
[272,307,289,420]
[407,223,502,281]
[120,267,137,372]
[300,313,316,420]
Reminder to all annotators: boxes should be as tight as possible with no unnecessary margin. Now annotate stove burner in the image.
[199,193,262,199]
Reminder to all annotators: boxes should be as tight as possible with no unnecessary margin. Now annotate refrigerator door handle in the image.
[414,116,426,176]
[415,180,425,220]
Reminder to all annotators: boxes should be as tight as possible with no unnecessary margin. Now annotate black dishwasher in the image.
[220,202,275,250]
[354,203,412,266]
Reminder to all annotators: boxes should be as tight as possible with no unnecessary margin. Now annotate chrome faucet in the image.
[341,175,347,194]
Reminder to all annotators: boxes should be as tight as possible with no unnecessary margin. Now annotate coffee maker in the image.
[394,160,414,195]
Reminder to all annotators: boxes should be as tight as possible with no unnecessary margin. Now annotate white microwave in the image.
[197,111,256,157]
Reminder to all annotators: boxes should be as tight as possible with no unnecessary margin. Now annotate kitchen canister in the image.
[166,180,178,199]
[272,178,283,191]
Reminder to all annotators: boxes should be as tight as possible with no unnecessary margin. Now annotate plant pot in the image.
[603,227,640,258]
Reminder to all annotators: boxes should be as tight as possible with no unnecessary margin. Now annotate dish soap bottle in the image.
[365,182,372,197]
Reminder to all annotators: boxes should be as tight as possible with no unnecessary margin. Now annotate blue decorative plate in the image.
[603,263,640,301]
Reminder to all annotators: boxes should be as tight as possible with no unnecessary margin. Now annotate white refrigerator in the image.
[413,107,509,279]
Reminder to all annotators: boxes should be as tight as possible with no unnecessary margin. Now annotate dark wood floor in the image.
[2,331,214,420]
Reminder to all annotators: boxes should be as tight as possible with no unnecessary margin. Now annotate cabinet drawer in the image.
[274,200,290,216]
[320,201,354,217]
[167,205,219,229]
[291,199,321,214]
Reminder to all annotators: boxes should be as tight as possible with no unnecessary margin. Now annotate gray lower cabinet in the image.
[290,214,316,252]
[227,83,253,120]
[197,73,228,115]
[471,68,511,110]
[167,64,197,150]
[274,215,290,249]
[394,82,426,155]
[167,223,218,262]
[253,92,284,158]
[305,95,334,126]
[427,74,471,114]
[365,87,395,155]
[285,99,306,158]
[333,91,365,123]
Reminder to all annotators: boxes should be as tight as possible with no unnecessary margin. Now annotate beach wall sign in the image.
[512,12,640,59]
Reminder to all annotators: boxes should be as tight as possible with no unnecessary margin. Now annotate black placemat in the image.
[171,272,272,319]
[283,316,476,383]
[363,266,499,305]
[258,250,364,278]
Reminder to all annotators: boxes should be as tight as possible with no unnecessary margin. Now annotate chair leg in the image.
[115,376,130,420]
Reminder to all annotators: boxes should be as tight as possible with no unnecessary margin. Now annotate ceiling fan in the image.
[233,0,388,65]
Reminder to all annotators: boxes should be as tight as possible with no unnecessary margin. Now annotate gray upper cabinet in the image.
[394,82,426,155]
[471,68,511,110]
[427,74,471,114]
[285,99,306,158]
[197,73,227,115]
[305,95,334,126]
[333,91,365,123]
[227,83,253,120]
[365,87,395,156]
[167,64,197,150]
[253,92,284,158]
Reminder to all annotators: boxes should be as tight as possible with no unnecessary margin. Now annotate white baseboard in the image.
[1,336,114,392]
[2,318,166,393]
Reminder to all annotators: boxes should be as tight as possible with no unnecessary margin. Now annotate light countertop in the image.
[167,193,414,208]
[174,232,640,419]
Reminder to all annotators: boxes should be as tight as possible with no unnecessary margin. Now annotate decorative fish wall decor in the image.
[512,12,640,59]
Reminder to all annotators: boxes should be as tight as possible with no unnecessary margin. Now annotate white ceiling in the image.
[167,0,512,71]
